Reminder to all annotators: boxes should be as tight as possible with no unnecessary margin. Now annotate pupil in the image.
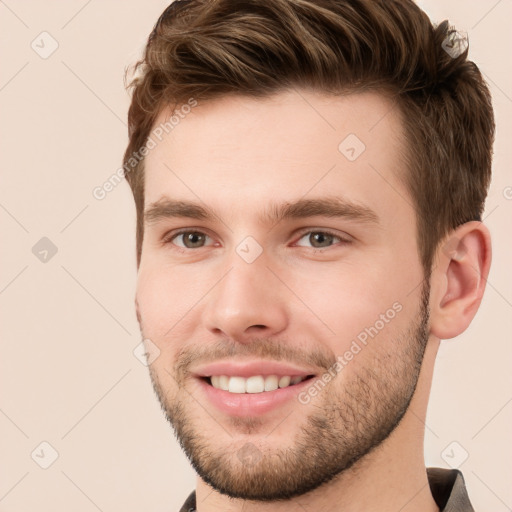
[186,232,203,248]
[311,232,332,248]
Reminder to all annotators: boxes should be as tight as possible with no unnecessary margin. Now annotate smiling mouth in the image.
[202,374,316,394]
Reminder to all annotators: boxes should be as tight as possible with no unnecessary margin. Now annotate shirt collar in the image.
[179,467,474,511]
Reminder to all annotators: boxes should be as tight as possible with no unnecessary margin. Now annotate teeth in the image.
[278,376,291,388]
[264,375,279,391]
[218,375,229,391]
[228,376,246,394]
[246,376,265,393]
[209,375,308,393]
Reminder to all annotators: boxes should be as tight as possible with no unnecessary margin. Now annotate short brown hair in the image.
[124,0,495,272]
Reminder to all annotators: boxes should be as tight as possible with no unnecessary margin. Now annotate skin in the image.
[135,89,491,512]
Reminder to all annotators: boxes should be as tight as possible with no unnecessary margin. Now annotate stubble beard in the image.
[144,282,430,501]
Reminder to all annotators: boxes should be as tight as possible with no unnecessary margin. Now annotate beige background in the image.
[0,1,510,510]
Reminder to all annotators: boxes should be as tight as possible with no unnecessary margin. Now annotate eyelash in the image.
[162,228,352,252]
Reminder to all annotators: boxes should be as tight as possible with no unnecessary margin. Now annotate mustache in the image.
[173,338,337,383]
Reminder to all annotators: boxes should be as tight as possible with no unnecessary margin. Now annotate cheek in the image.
[136,262,204,342]
[292,262,411,322]
[285,255,419,345]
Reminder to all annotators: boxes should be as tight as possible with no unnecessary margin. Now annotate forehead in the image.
[143,89,411,226]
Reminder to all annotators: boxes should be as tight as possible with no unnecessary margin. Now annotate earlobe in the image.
[429,221,492,340]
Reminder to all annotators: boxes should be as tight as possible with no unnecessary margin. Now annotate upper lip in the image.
[192,359,318,378]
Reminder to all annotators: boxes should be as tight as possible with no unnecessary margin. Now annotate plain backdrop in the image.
[0,1,511,511]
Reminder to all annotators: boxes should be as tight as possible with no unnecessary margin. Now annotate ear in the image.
[429,221,492,340]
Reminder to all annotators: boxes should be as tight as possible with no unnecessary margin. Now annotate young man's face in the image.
[136,90,431,500]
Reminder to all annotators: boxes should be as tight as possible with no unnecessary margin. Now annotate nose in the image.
[202,255,289,343]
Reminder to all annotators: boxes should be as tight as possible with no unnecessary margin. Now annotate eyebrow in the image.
[144,197,380,227]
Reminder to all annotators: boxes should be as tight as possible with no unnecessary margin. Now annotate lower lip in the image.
[196,377,314,417]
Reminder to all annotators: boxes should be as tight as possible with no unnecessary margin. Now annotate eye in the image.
[166,230,214,249]
[295,230,350,249]
[162,229,350,251]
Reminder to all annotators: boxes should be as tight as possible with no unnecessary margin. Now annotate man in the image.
[123,0,494,510]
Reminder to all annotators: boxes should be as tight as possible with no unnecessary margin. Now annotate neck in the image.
[195,339,441,512]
